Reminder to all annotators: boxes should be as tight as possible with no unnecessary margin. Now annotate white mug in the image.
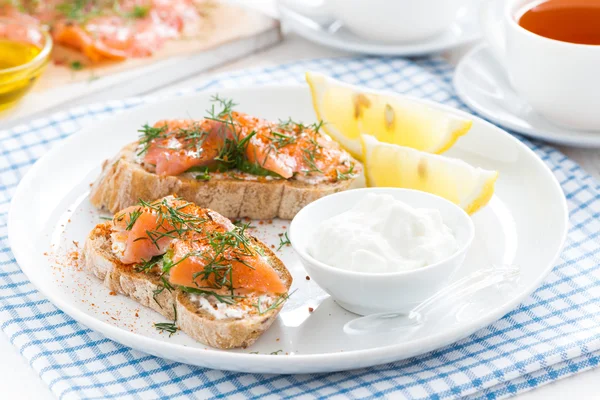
[282,0,468,43]
[481,0,600,131]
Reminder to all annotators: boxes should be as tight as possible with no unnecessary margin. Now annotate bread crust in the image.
[90,142,359,219]
[83,222,292,349]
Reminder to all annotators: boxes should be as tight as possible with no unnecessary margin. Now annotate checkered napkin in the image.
[1,56,599,400]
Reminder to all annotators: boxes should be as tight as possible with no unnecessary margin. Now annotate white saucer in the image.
[454,44,600,147]
[277,0,481,56]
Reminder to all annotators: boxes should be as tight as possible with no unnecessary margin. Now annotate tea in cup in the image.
[481,0,600,131]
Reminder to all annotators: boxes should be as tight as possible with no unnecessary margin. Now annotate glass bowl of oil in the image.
[0,17,52,111]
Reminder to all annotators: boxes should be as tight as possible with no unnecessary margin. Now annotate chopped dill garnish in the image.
[180,286,243,305]
[195,168,211,181]
[135,255,162,273]
[176,122,210,151]
[133,198,207,250]
[270,350,283,355]
[137,124,168,156]
[254,290,295,316]
[70,61,84,71]
[233,220,256,229]
[277,232,291,251]
[215,130,257,169]
[277,117,324,133]
[227,172,244,181]
[128,5,150,18]
[154,305,178,336]
[152,276,175,307]
[55,0,94,21]
[301,147,323,174]
[335,164,355,181]
[190,226,255,290]
[270,130,297,149]
[125,208,143,231]
[99,216,112,220]
[207,94,237,119]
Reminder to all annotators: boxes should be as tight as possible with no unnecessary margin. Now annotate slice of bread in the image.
[83,222,293,349]
[90,142,360,220]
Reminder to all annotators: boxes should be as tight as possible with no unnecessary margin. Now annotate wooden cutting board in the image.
[1,2,281,127]
[34,3,281,92]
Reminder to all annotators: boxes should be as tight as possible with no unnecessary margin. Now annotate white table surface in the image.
[1,2,599,398]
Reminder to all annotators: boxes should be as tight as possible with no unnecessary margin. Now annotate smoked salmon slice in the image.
[53,23,127,62]
[142,119,235,176]
[110,196,287,295]
[0,0,203,62]
[137,102,359,182]
[168,236,288,294]
[112,204,176,264]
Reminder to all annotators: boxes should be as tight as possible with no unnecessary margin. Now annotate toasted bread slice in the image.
[83,222,293,349]
[89,143,360,220]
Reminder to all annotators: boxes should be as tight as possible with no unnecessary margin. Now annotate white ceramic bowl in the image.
[289,188,475,316]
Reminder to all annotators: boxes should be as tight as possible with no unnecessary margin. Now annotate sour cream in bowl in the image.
[289,188,475,316]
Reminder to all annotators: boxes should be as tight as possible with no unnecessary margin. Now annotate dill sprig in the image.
[135,255,162,273]
[152,276,175,307]
[137,124,168,156]
[206,94,237,119]
[214,130,257,168]
[137,121,210,157]
[233,220,256,229]
[277,117,324,134]
[55,0,96,21]
[301,147,323,174]
[128,4,150,18]
[254,290,296,315]
[335,164,356,181]
[195,168,211,181]
[180,286,243,305]
[277,232,291,251]
[55,0,152,22]
[154,305,178,336]
[175,123,210,151]
[191,225,256,291]
[301,135,324,175]
[270,130,297,149]
[134,198,207,250]
[125,208,143,231]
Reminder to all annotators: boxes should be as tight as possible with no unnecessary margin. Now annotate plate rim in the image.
[454,44,600,148]
[277,2,481,56]
[8,84,569,373]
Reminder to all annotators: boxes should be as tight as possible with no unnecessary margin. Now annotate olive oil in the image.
[0,39,46,110]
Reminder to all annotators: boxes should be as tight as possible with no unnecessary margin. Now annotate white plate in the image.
[277,0,481,56]
[454,44,600,147]
[8,85,568,374]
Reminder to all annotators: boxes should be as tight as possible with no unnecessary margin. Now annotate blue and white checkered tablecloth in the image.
[1,56,600,400]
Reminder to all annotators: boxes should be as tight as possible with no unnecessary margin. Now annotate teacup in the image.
[481,0,600,131]
[281,0,468,43]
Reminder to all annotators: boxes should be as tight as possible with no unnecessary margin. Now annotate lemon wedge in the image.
[306,71,473,160]
[362,134,498,214]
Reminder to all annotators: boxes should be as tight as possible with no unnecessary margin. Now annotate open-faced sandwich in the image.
[1,0,209,62]
[83,195,292,349]
[90,96,362,219]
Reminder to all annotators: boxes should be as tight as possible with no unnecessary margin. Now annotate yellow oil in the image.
[0,39,46,110]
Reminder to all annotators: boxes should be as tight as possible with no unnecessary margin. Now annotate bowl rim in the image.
[289,187,476,278]
[0,16,53,75]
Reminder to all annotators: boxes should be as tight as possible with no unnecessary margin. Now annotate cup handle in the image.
[279,0,335,25]
[479,0,508,66]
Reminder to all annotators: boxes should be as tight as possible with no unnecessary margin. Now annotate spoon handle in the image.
[344,265,520,335]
